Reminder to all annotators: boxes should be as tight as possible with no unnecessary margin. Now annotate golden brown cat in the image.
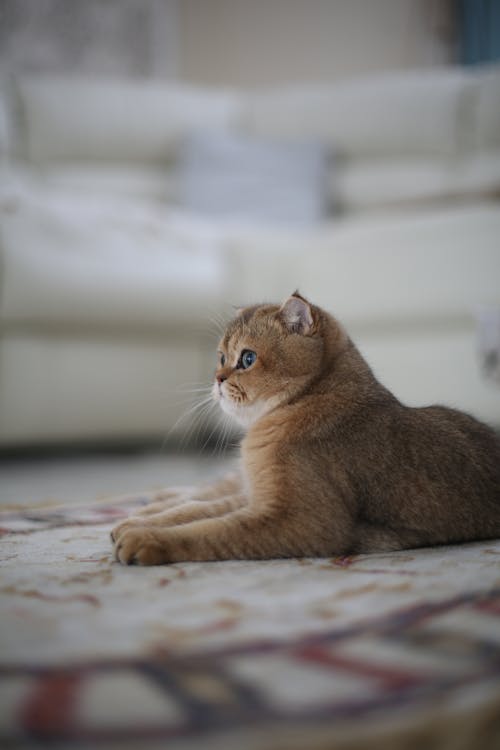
[111,293,500,565]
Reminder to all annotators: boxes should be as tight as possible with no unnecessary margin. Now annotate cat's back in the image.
[325,385,500,539]
[370,401,500,539]
[410,403,500,473]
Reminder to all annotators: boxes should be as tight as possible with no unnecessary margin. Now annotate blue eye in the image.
[240,350,257,369]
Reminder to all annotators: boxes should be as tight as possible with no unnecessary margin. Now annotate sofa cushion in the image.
[225,203,500,325]
[16,76,243,164]
[0,183,227,330]
[40,164,178,202]
[334,159,455,212]
[178,130,329,225]
[333,154,500,212]
[246,69,472,158]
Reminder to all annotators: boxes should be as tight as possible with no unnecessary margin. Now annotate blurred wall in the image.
[179,0,456,87]
[0,0,456,85]
[0,0,180,78]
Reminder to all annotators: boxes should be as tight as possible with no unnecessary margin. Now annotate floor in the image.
[2,450,500,749]
[0,447,237,508]
[2,445,500,748]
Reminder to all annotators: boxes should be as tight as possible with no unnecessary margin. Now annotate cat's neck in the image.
[244,334,395,447]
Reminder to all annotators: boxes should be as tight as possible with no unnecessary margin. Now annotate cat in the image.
[111,292,500,565]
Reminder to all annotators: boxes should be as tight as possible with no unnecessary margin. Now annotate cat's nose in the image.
[216,372,227,384]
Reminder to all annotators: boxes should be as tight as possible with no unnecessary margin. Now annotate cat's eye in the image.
[240,350,257,369]
[219,352,226,367]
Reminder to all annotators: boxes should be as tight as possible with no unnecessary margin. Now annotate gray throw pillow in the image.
[178,130,328,225]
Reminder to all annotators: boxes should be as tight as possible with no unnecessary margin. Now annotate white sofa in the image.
[0,67,499,447]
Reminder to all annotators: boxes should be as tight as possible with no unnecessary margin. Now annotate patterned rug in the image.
[1,495,500,749]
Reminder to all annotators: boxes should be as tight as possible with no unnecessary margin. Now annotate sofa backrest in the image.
[15,76,244,165]
[12,67,500,165]
[245,69,475,158]
[6,66,500,213]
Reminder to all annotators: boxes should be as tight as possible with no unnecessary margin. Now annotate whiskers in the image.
[191,310,228,343]
[203,408,239,457]
[162,380,236,457]
[206,312,228,340]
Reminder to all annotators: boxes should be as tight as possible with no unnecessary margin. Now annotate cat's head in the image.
[213,292,342,427]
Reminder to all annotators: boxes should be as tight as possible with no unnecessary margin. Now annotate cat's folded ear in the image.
[279,292,315,335]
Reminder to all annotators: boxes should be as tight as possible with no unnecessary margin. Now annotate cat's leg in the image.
[132,472,242,517]
[112,501,349,566]
[111,455,359,565]
[113,508,275,565]
[110,493,246,542]
[351,521,427,553]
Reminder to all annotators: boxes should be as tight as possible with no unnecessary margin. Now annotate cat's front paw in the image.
[113,526,167,566]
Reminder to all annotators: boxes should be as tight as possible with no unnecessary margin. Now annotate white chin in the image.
[219,398,270,428]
